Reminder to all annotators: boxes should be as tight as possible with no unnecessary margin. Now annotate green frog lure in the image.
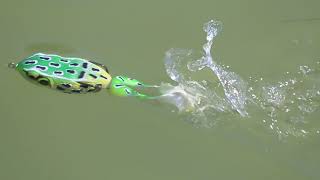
[9,53,157,99]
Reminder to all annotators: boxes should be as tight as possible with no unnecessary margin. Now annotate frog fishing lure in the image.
[9,53,156,99]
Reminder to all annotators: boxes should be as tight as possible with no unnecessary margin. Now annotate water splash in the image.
[157,20,320,137]
[248,65,320,138]
[158,20,248,127]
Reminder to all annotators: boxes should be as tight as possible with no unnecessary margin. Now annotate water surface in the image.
[1,0,320,180]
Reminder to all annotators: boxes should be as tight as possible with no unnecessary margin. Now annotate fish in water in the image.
[9,53,157,99]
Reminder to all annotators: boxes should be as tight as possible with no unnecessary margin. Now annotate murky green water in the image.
[1,0,320,179]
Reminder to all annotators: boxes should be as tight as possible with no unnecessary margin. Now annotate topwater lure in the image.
[9,53,157,99]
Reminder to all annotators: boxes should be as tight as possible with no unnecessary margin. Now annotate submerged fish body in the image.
[15,53,112,93]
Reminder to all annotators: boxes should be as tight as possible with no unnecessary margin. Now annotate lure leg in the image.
[115,76,157,88]
[109,75,157,99]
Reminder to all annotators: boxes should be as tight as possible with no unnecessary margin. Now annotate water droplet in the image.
[301,130,308,134]
[299,65,312,75]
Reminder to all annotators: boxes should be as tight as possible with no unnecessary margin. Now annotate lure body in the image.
[13,53,155,98]
[16,53,112,93]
